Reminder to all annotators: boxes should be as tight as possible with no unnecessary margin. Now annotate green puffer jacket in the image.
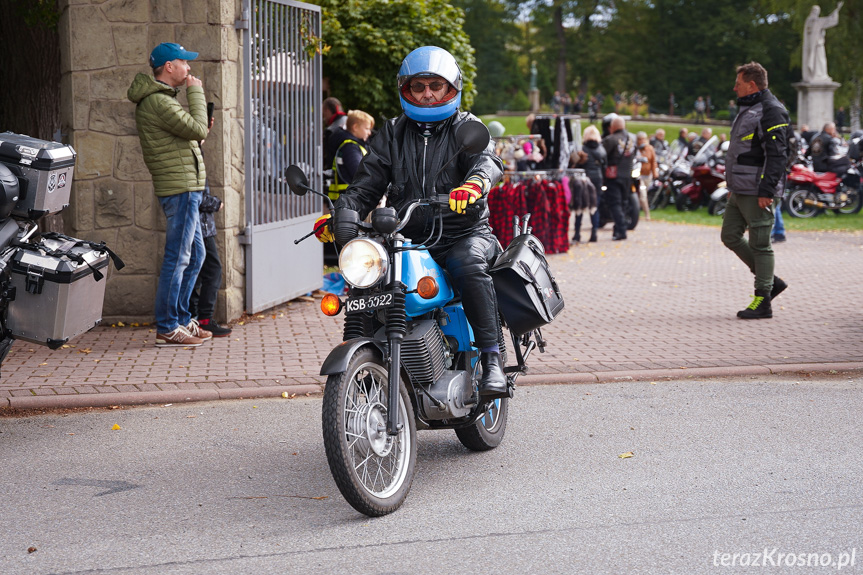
[127,73,208,197]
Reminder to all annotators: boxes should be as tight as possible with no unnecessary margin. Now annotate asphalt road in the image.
[1,375,861,575]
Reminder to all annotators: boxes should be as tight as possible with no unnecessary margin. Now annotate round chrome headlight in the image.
[339,238,388,288]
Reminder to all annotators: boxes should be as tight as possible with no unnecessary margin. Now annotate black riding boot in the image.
[737,289,772,319]
[479,352,507,399]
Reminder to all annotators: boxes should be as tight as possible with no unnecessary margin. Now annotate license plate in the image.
[345,292,394,314]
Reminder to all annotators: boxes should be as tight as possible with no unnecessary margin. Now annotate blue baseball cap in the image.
[149,42,199,68]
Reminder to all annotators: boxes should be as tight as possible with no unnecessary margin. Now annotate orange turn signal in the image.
[321,293,343,316]
[417,276,439,299]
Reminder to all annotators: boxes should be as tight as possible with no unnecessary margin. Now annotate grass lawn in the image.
[480,114,731,140]
[650,204,863,233]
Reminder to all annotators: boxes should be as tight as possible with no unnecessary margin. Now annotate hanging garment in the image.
[569,176,598,215]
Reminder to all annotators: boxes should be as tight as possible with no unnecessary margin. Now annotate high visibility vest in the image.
[328,139,367,200]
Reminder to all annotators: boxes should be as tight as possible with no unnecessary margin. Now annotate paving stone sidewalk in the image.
[2,220,862,410]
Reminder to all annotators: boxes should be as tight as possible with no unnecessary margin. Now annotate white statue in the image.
[802,2,843,83]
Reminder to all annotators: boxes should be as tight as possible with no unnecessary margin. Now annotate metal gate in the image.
[240,0,322,313]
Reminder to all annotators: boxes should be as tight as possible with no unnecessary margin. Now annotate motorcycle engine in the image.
[417,369,473,420]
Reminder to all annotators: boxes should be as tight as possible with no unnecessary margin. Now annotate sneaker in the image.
[198,318,232,338]
[737,290,773,319]
[771,276,788,300]
[186,319,213,341]
[772,234,787,243]
[156,326,205,348]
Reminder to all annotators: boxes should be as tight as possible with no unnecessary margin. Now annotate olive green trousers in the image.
[720,192,777,293]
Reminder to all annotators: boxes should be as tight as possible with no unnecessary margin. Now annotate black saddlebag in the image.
[490,234,564,335]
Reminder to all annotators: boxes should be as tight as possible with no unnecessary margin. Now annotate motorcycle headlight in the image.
[339,238,388,289]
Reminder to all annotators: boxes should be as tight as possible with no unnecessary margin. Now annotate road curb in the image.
[4,364,862,412]
[5,384,324,411]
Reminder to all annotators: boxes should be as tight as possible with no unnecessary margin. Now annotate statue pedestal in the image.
[529,89,540,113]
[794,80,840,129]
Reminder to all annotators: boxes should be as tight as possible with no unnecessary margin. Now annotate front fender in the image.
[320,338,386,375]
[710,183,728,202]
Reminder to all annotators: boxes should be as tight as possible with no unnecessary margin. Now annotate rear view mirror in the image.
[456,121,491,155]
[285,165,310,196]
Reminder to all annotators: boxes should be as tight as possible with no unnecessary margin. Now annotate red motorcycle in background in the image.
[676,136,727,212]
[785,161,863,217]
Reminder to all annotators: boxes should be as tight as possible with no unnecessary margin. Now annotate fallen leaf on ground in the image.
[111,424,121,430]
[619,451,634,459]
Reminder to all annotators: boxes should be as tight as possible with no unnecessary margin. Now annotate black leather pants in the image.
[430,231,502,349]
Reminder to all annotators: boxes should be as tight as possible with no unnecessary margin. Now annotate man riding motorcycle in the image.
[313,46,507,398]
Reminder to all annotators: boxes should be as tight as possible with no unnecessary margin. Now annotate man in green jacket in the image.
[127,42,212,347]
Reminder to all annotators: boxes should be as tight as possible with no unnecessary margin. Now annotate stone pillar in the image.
[57,0,245,325]
[794,80,840,131]
[529,89,540,113]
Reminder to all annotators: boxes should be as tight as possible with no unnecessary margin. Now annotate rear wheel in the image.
[837,187,863,215]
[455,396,509,451]
[786,187,820,218]
[321,347,417,516]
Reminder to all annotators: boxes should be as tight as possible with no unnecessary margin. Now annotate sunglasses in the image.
[409,81,447,94]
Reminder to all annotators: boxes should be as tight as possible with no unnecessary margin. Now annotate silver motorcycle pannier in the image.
[0,132,76,219]
[6,236,109,348]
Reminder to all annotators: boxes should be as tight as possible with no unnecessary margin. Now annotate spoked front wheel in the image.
[321,347,417,516]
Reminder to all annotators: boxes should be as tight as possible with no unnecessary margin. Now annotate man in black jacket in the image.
[314,47,507,398]
[808,122,849,176]
[602,115,636,241]
[720,61,790,319]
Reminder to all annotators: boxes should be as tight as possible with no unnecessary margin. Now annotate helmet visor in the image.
[399,76,459,108]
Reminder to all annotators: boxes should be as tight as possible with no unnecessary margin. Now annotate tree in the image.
[0,0,60,140]
[451,0,525,114]
[311,0,476,120]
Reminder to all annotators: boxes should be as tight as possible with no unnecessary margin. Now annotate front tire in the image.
[626,192,640,230]
[707,196,727,216]
[321,347,417,516]
[786,187,820,218]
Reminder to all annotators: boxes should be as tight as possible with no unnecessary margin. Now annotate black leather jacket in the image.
[336,111,503,244]
[577,140,607,185]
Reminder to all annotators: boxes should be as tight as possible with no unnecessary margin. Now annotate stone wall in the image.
[57,0,245,324]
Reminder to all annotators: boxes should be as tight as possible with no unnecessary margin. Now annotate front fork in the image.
[386,235,406,436]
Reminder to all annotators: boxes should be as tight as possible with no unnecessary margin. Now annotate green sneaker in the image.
[737,290,773,319]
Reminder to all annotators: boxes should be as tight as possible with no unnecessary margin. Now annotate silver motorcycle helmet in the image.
[397,46,463,122]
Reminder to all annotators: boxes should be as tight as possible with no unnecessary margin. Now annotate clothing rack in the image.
[533,114,582,120]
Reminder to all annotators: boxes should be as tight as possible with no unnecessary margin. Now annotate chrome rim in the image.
[343,361,410,498]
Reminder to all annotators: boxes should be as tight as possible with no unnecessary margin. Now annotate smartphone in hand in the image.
[207,102,215,124]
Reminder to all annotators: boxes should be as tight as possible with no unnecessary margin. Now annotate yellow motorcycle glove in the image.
[313,214,333,243]
[448,176,486,214]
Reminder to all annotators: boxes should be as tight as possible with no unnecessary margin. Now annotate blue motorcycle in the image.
[286,122,560,516]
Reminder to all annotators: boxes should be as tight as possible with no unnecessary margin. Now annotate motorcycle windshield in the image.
[692,136,719,166]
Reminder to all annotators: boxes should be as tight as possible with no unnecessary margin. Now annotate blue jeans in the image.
[155,191,204,334]
[772,198,786,238]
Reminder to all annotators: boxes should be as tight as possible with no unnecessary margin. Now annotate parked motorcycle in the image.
[286,122,563,516]
[677,136,726,212]
[0,133,123,373]
[647,140,690,211]
[785,161,863,218]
